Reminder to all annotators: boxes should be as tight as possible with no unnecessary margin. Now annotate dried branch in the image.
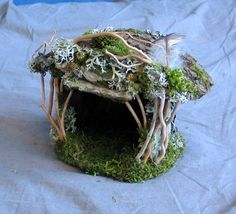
[54,78,61,125]
[40,74,64,141]
[48,77,54,115]
[105,50,143,68]
[155,95,167,164]
[143,122,161,162]
[166,101,179,125]
[135,95,147,128]
[155,143,166,164]
[60,90,74,139]
[125,101,142,129]
[118,32,154,45]
[60,78,64,93]
[136,97,158,161]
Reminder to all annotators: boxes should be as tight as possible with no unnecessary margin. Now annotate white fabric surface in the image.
[0,0,236,213]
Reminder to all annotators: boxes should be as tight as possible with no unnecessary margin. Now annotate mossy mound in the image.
[55,130,185,183]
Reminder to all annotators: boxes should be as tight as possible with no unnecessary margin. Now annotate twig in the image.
[118,32,155,45]
[136,97,158,161]
[105,50,143,68]
[48,77,54,115]
[155,95,167,164]
[135,95,147,128]
[125,101,142,129]
[60,78,64,93]
[130,53,154,64]
[40,74,64,141]
[155,143,166,164]
[143,121,161,162]
[166,101,179,125]
[54,78,61,125]
[40,74,46,105]
[60,90,74,139]
[41,105,64,141]
[163,100,170,120]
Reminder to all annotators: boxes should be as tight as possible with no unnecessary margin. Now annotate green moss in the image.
[54,130,185,183]
[49,66,64,78]
[132,71,153,99]
[83,29,94,35]
[165,67,200,97]
[91,36,130,56]
[190,64,211,90]
[116,28,147,35]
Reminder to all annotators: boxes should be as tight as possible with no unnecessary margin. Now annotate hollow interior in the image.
[70,91,141,148]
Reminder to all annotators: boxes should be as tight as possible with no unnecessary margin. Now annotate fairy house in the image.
[29,28,212,182]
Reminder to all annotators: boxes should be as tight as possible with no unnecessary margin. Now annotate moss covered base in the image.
[55,131,185,183]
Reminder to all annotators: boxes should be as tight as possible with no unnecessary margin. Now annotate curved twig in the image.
[130,53,154,64]
[40,74,64,141]
[48,77,54,115]
[125,102,142,129]
[143,121,161,162]
[136,97,158,161]
[60,78,64,93]
[105,50,143,68]
[166,101,179,125]
[60,90,74,139]
[155,143,166,164]
[135,95,147,128]
[54,78,61,125]
[118,32,155,45]
[155,95,167,164]
[40,74,46,105]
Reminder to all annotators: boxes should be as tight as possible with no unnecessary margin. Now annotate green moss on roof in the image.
[91,35,130,56]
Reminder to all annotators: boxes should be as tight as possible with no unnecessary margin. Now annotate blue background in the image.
[14,0,114,5]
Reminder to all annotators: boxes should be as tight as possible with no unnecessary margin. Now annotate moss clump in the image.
[191,64,211,89]
[83,29,95,35]
[116,28,147,35]
[49,66,64,78]
[55,130,185,183]
[130,71,153,99]
[91,36,130,56]
[165,67,200,97]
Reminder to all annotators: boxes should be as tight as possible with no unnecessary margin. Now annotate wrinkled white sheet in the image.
[0,0,236,213]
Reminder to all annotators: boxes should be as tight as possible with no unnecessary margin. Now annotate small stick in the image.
[143,121,161,162]
[166,101,179,125]
[41,105,64,141]
[163,100,170,120]
[130,53,154,64]
[40,74,63,140]
[136,97,158,161]
[105,50,143,68]
[118,32,155,45]
[116,53,152,64]
[155,144,166,164]
[40,74,46,105]
[54,78,61,125]
[48,77,54,115]
[60,90,74,139]
[125,101,142,129]
[155,95,167,164]
[135,95,147,128]
[143,99,169,162]
[60,78,64,93]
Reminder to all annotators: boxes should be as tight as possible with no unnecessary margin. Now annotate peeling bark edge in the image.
[64,79,133,102]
